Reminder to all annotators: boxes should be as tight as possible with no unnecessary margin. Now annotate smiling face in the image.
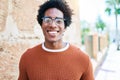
[41,8,66,43]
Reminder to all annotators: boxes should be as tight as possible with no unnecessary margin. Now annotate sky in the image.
[79,0,106,22]
[79,0,120,30]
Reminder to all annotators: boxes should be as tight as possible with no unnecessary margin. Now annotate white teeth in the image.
[48,31,57,34]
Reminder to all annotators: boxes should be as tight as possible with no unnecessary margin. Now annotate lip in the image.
[46,30,59,36]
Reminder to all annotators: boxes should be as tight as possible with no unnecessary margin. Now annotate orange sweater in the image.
[18,44,94,80]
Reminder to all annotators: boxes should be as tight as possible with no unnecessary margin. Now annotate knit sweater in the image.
[18,43,94,80]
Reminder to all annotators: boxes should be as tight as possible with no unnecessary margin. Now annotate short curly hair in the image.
[37,0,73,28]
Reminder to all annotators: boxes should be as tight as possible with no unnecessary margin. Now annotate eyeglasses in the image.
[42,16,65,25]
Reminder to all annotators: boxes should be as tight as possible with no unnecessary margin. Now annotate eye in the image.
[44,18,52,23]
[55,19,63,24]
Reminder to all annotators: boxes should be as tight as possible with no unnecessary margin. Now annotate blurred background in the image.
[0,0,120,80]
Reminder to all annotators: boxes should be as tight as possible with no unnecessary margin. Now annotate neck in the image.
[44,41,66,49]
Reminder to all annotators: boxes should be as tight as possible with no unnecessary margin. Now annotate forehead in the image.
[44,8,64,18]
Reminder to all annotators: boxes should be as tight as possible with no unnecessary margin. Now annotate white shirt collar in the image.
[42,42,69,52]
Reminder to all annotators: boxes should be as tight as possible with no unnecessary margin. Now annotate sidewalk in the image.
[95,43,120,80]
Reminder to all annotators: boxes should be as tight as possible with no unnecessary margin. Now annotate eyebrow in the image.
[43,16,64,19]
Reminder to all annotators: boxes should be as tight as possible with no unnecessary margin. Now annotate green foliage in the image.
[116,8,120,14]
[80,21,90,44]
[81,28,90,44]
[105,7,111,15]
[105,0,120,15]
[95,16,106,32]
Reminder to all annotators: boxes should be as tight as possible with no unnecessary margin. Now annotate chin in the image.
[49,40,57,43]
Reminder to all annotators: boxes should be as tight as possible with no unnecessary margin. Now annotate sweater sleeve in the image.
[18,51,29,80]
[81,57,94,80]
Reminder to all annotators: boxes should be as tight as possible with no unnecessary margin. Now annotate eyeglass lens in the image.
[42,17,65,25]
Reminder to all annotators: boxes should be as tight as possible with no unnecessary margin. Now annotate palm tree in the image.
[105,0,120,50]
[95,16,106,34]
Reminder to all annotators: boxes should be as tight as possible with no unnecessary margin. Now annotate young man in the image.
[18,0,94,80]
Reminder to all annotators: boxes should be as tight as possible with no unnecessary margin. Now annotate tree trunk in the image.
[115,14,119,50]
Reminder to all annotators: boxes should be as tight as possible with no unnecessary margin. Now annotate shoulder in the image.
[20,44,42,59]
[69,44,92,70]
[69,44,91,64]
[69,44,89,58]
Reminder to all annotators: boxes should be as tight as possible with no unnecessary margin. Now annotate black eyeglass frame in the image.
[42,16,66,25]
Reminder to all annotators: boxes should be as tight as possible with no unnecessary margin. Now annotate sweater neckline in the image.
[42,42,70,52]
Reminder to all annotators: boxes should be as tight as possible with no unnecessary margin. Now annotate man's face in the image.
[41,8,66,43]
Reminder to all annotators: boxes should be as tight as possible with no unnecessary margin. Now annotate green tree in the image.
[95,16,106,33]
[80,21,90,44]
[105,0,120,49]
